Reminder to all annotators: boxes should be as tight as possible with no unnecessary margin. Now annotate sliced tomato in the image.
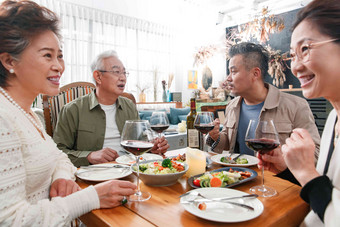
[198,202,207,210]
[193,179,201,187]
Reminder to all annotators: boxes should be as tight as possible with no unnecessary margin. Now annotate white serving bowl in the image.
[131,159,188,187]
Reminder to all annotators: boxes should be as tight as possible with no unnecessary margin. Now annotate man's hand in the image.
[151,136,169,155]
[87,148,119,164]
[208,118,220,141]
[50,178,81,198]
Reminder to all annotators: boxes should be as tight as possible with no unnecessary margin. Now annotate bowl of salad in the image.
[131,158,188,187]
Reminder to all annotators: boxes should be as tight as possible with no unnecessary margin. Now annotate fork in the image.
[79,165,129,170]
[195,191,257,201]
[227,151,234,159]
[232,153,244,162]
[180,191,258,201]
[181,192,255,211]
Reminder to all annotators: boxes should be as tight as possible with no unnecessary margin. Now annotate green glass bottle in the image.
[187,98,201,149]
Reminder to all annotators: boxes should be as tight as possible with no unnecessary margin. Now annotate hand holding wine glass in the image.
[120,120,154,201]
[194,112,214,151]
[150,112,170,138]
[245,119,280,197]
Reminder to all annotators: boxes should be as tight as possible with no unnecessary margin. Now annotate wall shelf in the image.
[280,88,303,92]
[137,101,182,109]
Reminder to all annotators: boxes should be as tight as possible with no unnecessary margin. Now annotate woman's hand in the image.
[94,180,137,208]
[281,128,320,186]
[50,178,81,198]
[208,118,220,141]
[257,146,287,174]
[151,136,170,155]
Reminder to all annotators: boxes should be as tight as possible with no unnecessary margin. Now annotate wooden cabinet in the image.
[197,100,229,120]
[200,104,226,112]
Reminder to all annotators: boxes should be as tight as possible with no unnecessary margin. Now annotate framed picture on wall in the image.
[188,70,198,89]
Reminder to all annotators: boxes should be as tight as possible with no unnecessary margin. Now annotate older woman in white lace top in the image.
[0,0,136,226]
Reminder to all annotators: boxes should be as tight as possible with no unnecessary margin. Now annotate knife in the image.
[181,193,258,203]
[180,200,255,211]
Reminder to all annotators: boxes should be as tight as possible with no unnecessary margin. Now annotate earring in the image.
[9,69,14,74]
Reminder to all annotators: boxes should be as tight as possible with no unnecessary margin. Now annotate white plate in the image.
[211,153,258,167]
[116,153,163,165]
[76,163,132,182]
[180,188,263,223]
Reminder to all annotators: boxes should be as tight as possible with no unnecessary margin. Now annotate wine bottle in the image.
[187,98,201,149]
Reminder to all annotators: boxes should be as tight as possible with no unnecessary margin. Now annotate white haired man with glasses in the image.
[53,50,169,167]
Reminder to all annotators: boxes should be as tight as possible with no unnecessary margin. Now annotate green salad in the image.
[136,159,185,174]
[192,169,252,188]
[220,156,248,164]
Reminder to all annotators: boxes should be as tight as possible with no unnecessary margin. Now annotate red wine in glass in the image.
[120,140,154,156]
[194,124,214,134]
[245,119,280,197]
[120,120,153,202]
[150,125,169,134]
[245,138,280,155]
[150,112,170,137]
[193,112,214,151]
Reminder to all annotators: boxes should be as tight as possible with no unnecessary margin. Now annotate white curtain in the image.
[35,0,176,101]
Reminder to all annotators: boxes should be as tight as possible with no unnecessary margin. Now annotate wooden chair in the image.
[42,82,96,137]
[120,92,136,104]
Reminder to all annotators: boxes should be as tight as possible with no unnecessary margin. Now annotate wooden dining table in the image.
[77,149,309,227]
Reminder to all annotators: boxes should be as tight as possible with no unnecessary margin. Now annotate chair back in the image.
[120,92,136,104]
[43,82,95,137]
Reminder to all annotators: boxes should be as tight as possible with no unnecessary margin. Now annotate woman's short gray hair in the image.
[90,50,119,72]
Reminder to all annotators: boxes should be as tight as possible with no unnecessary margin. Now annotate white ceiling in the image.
[183,0,313,27]
[55,0,312,28]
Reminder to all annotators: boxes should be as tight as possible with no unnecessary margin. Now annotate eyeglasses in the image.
[98,70,129,78]
[288,38,339,63]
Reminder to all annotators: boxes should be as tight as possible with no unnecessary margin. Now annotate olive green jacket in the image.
[53,92,139,167]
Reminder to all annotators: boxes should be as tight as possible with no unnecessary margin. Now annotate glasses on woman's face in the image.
[288,38,339,64]
[98,69,129,78]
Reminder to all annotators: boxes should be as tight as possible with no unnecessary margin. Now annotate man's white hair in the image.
[90,50,119,73]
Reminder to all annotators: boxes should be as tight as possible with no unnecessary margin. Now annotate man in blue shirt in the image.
[206,42,320,176]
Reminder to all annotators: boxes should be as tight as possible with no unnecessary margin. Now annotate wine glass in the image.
[194,112,214,151]
[149,112,170,138]
[245,119,280,197]
[120,120,154,201]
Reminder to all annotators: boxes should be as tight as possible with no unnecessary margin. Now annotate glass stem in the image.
[158,132,162,138]
[200,132,204,151]
[136,156,141,195]
[202,133,205,151]
[261,165,265,187]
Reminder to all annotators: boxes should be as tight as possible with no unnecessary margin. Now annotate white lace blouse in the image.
[0,95,100,226]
